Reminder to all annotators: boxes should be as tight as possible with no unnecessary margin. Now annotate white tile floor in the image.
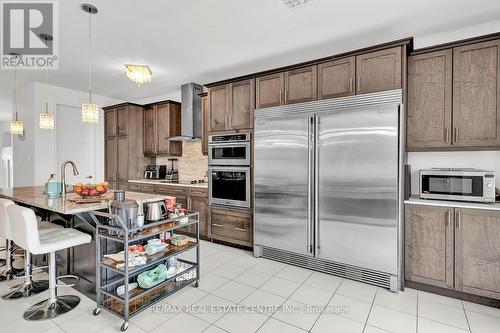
[1,240,500,333]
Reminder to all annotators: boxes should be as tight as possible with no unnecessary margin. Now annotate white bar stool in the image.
[1,198,63,300]
[8,205,91,320]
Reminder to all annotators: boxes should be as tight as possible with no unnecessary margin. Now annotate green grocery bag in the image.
[137,264,168,289]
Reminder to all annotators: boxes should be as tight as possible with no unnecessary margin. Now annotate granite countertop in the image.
[128,179,208,189]
[405,195,500,211]
[0,186,168,215]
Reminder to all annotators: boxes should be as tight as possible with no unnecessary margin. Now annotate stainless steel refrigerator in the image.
[254,90,404,291]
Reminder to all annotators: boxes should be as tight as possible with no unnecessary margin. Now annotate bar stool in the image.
[0,198,63,299]
[8,205,91,320]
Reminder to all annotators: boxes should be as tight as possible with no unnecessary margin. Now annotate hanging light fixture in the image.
[10,54,23,136]
[125,64,152,86]
[81,3,99,124]
[39,34,55,129]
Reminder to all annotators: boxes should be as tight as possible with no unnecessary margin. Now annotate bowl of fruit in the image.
[73,182,109,198]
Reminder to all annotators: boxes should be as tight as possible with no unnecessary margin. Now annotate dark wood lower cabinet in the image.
[405,204,500,301]
[455,209,500,300]
[209,207,252,247]
[405,204,454,289]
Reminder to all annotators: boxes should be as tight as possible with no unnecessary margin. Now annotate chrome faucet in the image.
[61,160,79,197]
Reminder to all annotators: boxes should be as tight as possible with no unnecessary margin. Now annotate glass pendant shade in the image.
[40,111,55,129]
[82,103,99,124]
[10,120,23,135]
[125,64,152,86]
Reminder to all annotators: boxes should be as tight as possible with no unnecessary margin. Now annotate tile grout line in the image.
[307,276,345,332]
[255,265,315,333]
[361,286,378,333]
[461,300,473,333]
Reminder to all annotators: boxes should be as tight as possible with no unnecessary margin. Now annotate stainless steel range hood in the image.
[165,82,203,141]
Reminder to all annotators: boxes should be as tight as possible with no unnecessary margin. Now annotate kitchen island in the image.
[0,186,169,299]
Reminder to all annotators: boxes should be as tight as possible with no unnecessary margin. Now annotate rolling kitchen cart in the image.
[88,210,200,331]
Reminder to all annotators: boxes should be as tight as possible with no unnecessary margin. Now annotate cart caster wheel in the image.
[121,322,129,331]
[93,308,101,316]
[193,281,199,288]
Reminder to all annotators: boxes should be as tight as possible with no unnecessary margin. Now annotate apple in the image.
[89,188,98,196]
[81,188,90,196]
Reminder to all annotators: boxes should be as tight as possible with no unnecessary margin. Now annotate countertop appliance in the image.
[208,133,251,166]
[209,132,252,208]
[144,164,167,179]
[254,90,404,292]
[165,82,203,141]
[145,200,167,221]
[108,191,139,236]
[420,168,496,203]
[165,159,179,182]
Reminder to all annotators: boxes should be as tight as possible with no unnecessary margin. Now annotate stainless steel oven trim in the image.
[419,169,496,203]
[208,141,251,166]
[208,132,251,144]
[208,166,251,208]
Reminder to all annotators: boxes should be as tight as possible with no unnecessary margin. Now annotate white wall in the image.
[13,82,122,187]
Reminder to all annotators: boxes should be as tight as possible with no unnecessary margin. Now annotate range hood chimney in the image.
[165,82,203,141]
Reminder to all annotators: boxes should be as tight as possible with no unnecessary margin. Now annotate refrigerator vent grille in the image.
[257,245,392,289]
[255,89,402,119]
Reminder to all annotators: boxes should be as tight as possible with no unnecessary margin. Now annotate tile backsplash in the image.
[155,141,208,182]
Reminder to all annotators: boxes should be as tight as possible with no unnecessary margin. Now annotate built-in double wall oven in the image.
[208,133,251,208]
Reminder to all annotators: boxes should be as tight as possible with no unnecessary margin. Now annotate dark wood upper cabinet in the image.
[208,84,229,132]
[104,109,116,137]
[407,50,453,149]
[318,57,355,99]
[143,107,155,155]
[103,103,147,182]
[455,208,500,300]
[256,73,284,109]
[208,79,255,132]
[405,204,454,289]
[453,40,500,148]
[284,66,317,104]
[201,93,209,155]
[356,46,402,94]
[229,79,254,130]
[143,101,182,156]
[116,105,129,136]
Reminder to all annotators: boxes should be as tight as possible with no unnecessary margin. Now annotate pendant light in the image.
[39,34,55,129]
[10,54,23,136]
[81,3,99,124]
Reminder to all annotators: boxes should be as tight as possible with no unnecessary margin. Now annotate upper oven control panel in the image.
[209,133,251,144]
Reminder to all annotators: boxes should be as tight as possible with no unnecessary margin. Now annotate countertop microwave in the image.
[420,169,496,203]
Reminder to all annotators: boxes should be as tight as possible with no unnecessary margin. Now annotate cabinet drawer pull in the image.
[212,223,223,227]
[234,227,246,232]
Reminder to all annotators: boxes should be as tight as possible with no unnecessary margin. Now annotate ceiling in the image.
[1,0,500,103]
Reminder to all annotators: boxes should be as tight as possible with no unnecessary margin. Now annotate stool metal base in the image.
[0,268,20,282]
[1,280,49,300]
[24,295,80,321]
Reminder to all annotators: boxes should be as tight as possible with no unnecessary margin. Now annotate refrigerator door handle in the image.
[314,115,320,254]
[307,116,313,253]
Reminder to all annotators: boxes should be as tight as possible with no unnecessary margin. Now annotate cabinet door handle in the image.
[456,211,461,229]
[454,127,459,143]
[446,211,451,227]
[349,77,353,92]
[357,77,361,91]
[279,90,283,104]
[445,128,450,143]
[285,90,288,103]
[212,223,223,227]
[234,227,246,232]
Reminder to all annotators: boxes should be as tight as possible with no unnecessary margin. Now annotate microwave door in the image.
[421,175,484,200]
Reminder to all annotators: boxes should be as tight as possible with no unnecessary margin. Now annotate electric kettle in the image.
[145,200,167,221]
